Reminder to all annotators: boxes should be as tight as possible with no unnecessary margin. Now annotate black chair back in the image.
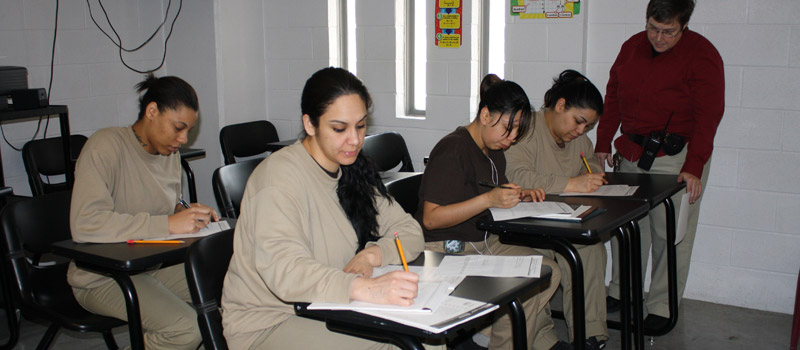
[185,228,234,350]
[212,159,261,219]
[386,173,423,215]
[361,132,414,172]
[219,120,279,165]
[22,135,88,196]
[0,191,124,349]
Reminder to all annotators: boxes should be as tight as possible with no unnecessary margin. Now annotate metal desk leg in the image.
[606,227,632,350]
[508,298,527,350]
[326,321,425,350]
[627,221,644,350]
[645,197,679,336]
[111,272,145,350]
[549,238,585,350]
[180,158,198,204]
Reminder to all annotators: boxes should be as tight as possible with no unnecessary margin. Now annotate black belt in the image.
[626,132,648,146]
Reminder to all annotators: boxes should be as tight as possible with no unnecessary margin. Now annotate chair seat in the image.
[27,301,126,333]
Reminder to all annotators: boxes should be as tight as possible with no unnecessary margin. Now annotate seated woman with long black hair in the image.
[221,67,426,350]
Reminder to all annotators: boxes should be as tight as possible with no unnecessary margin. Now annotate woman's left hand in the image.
[344,245,383,277]
[520,188,546,202]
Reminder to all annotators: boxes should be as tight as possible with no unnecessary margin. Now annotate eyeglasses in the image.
[645,24,682,39]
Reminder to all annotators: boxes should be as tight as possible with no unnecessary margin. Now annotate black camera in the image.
[637,132,662,171]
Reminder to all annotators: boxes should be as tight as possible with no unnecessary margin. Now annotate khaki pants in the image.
[426,235,561,350]
[608,147,710,318]
[73,264,202,350]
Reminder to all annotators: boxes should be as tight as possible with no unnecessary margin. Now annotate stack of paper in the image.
[560,184,639,196]
[489,202,598,222]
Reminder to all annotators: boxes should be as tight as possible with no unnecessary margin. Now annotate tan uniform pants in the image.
[73,264,202,350]
[608,147,710,318]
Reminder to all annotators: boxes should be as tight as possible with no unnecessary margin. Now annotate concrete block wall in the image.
[585,0,800,314]
[0,0,221,207]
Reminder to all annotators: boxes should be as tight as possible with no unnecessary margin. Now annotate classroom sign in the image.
[510,0,581,19]
[435,0,462,48]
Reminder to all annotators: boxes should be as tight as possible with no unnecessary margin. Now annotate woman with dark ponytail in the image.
[222,67,425,349]
[70,74,217,349]
[416,74,569,350]
[506,69,609,349]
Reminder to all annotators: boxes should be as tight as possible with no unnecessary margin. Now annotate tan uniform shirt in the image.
[68,127,181,289]
[221,142,424,347]
[506,109,603,193]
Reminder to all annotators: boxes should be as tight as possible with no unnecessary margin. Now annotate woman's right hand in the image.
[566,173,607,193]
[168,207,212,234]
[486,184,522,209]
[350,270,419,306]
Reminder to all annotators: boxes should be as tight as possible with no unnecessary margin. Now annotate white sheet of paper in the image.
[435,255,542,278]
[675,193,690,245]
[308,281,450,313]
[308,265,454,313]
[489,201,575,221]
[560,184,639,197]
[148,221,231,240]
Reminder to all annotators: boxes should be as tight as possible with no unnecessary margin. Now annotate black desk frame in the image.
[603,173,685,339]
[478,198,649,350]
[51,237,205,350]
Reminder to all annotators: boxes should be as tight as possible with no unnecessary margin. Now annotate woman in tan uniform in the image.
[221,67,426,349]
[505,69,608,349]
[69,74,218,350]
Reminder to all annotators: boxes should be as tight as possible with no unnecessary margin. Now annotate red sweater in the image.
[595,29,725,177]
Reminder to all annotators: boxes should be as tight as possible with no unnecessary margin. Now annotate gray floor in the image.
[0,298,792,349]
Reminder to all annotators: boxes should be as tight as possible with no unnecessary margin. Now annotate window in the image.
[329,0,357,75]
[407,0,427,115]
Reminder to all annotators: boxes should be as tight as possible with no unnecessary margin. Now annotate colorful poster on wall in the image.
[435,0,462,48]
[510,0,581,19]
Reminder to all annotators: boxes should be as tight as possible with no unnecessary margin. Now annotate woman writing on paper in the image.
[416,74,569,350]
[69,74,218,349]
[222,67,425,350]
[505,69,609,349]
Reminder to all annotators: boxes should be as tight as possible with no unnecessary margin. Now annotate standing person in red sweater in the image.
[594,0,724,331]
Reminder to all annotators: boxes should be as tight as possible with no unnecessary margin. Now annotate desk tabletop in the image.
[603,172,686,207]
[380,171,422,186]
[51,219,235,272]
[52,238,199,272]
[296,251,552,338]
[478,196,649,242]
[179,148,206,160]
[264,139,297,152]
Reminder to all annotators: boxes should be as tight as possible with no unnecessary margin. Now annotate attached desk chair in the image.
[51,219,236,350]
[296,251,553,350]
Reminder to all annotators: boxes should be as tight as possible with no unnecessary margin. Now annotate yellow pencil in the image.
[580,152,593,174]
[394,232,409,272]
[126,240,185,244]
